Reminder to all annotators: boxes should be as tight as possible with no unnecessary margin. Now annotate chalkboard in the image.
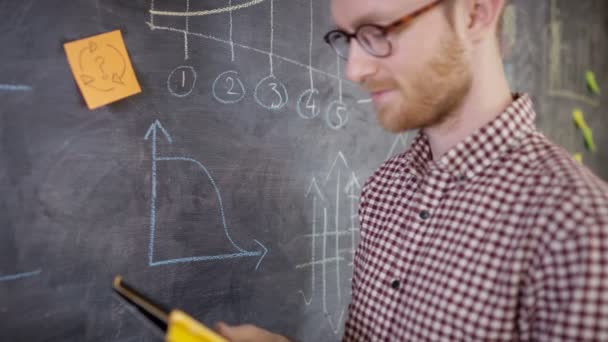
[0,0,606,341]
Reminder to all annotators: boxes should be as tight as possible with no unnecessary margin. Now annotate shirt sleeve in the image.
[525,196,608,341]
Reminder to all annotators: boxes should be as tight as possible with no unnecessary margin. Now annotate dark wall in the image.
[0,0,606,341]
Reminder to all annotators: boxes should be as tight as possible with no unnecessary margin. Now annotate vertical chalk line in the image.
[349,185,356,265]
[322,207,328,314]
[184,0,190,60]
[268,0,275,76]
[337,53,343,102]
[335,170,341,301]
[229,0,235,61]
[149,126,158,265]
[308,0,314,90]
[150,0,155,28]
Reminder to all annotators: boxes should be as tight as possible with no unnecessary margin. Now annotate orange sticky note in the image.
[64,30,141,110]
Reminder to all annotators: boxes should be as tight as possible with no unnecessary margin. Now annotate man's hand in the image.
[215,322,292,342]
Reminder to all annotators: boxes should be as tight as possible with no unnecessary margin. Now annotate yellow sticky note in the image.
[64,30,141,110]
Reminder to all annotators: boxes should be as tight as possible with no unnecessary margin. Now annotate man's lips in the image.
[371,89,395,103]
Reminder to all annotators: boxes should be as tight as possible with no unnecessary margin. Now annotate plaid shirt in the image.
[343,94,608,341]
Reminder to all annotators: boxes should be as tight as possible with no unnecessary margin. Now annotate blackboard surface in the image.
[0,0,606,341]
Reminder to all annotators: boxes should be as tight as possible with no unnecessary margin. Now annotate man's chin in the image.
[376,109,417,133]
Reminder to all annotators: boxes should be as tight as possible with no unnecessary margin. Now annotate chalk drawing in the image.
[150,0,266,17]
[386,132,412,160]
[147,21,339,81]
[324,52,349,130]
[144,120,267,269]
[147,0,357,129]
[167,65,197,98]
[297,89,321,119]
[356,99,371,104]
[184,0,190,60]
[228,0,235,62]
[296,0,321,120]
[0,269,41,283]
[213,70,246,104]
[544,0,599,107]
[254,75,288,110]
[325,100,349,131]
[307,0,315,91]
[0,84,32,91]
[296,151,360,334]
[268,0,275,76]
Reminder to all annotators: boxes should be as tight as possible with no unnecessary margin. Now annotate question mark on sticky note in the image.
[95,56,109,80]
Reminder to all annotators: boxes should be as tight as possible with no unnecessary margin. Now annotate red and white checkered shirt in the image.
[343,94,608,341]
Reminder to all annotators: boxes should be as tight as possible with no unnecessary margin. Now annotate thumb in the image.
[215,321,237,341]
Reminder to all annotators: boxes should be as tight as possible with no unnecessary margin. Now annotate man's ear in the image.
[465,0,505,43]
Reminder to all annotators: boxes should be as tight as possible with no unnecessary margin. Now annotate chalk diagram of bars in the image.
[295,151,362,334]
[294,133,411,334]
[147,0,353,130]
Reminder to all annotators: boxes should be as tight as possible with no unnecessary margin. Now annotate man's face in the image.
[331,0,473,133]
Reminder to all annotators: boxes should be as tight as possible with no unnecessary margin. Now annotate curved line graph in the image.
[150,0,266,17]
[156,157,247,254]
[144,120,267,269]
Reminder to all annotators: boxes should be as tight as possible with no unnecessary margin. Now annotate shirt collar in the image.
[406,93,537,179]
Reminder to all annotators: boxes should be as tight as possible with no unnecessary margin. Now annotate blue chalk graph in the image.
[144,120,267,270]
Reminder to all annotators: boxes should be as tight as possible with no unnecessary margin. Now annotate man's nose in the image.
[345,40,378,84]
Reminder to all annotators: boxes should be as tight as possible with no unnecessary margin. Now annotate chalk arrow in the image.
[306,177,326,202]
[344,172,362,195]
[253,240,268,270]
[144,119,173,144]
[325,151,350,183]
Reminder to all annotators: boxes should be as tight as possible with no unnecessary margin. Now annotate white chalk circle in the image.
[297,88,321,119]
[254,75,288,110]
[167,66,197,98]
[212,70,246,104]
[325,100,349,130]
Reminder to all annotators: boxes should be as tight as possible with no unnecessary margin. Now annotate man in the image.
[216,0,608,340]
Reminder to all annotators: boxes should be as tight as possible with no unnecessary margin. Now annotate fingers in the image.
[215,321,239,341]
[214,322,290,342]
[215,322,256,342]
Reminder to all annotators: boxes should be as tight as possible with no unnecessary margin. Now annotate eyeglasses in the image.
[324,0,445,60]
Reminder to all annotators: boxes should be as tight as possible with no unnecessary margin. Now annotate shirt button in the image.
[419,210,430,220]
[391,280,401,289]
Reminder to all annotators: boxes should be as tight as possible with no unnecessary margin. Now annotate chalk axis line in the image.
[145,120,268,270]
